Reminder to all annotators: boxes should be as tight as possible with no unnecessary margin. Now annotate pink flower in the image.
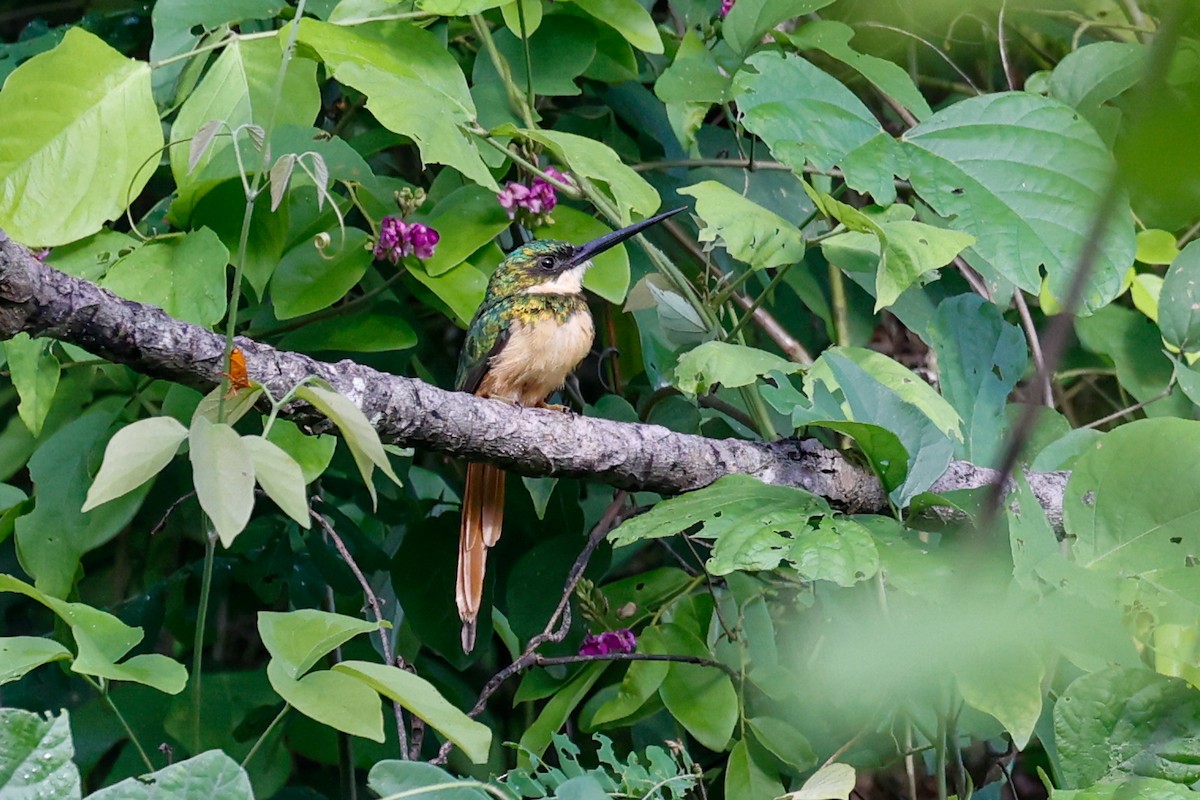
[373,216,440,263]
[719,0,734,16]
[579,629,636,656]
[496,168,572,225]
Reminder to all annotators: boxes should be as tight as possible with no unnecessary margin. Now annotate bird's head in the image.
[484,206,685,300]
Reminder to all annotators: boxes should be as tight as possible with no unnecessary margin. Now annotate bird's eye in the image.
[539,256,555,271]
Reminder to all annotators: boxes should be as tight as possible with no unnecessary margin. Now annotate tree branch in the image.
[0,231,1068,526]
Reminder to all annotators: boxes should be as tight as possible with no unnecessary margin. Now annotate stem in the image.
[724,262,797,341]
[828,263,851,347]
[471,15,535,128]
[1012,290,1053,407]
[192,530,217,752]
[241,704,290,768]
[935,713,948,800]
[85,677,155,772]
[532,651,739,680]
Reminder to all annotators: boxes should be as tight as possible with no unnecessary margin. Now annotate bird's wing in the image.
[455,300,512,395]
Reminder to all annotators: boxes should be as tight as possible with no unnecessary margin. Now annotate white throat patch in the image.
[522,262,590,294]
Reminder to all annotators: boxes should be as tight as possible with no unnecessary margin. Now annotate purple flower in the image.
[496,168,573,225]
[373,216,440,263]
[719,0,734,17]
[579,628,637,656]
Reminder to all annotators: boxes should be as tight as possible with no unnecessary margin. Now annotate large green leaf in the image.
[1054,777,1197,800]
[241,435,310,528]
[590,626,671,725]
[1055,668,1200,789]
[333,660,492,764]
[789,20,931,121]
[555,207,633,304]
[1158,240,1200,353]
[169,37,320,221]
[369,761,489,800]
[102,227,230,327]
[270,228,371,320]
[1065,418,1200,575]
[82,416,188,512]
[88,750,253,800]
[296,19,497,191]
[516,128,660,225]
[902,92,1135,312]
[0,709,80,800]
[1048,41,1145,144]
[0,636,71,686]
[15,402,150,598]
[0,28,162,246]
[679,181,805,271]
[475,17,597,99]
[279,309,418,354]
[414,185,511,277]
[725,739,784,800]
[673,341,799,397]
[3,334,60,437]
[258,609,382,679]
[570,0,662,54]
[518,663,607,761]
[926,294,1027,466]
[723,0,833,56]
[733,51,901,203]
[189,416,255,547]
[656,623,738,752]
[956,644,1044,749]
[267,658,384,741]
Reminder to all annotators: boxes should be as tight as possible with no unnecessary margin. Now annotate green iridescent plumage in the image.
[455,240,585,393]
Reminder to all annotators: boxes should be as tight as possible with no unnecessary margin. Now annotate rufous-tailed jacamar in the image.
[453,206,685,651]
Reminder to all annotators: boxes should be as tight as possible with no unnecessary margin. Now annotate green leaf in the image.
[787,763,856,800]
[476,17,597,99]
[591,627,671,725]
[4,334,60,436]
[333,660,492,764]
[519,663,608,762]
[279,309,418,353]
[415,185,511,277]
[655,31,730,104]
[0,709,80,800]
[723,0,833,56]
[902,92,1135,312]
[1136,229,1179,265]
[87,750,253,800]
[407,254,491,327]
[294,383,401,508]
[0,29,161,246]
[570,0,662,53]
[15,402,150,598]
[673,340,799,397]
[189,416,255,547]
[733,52,900,203]
[1065,418,1200,575]
[679,181,805,270]
[265,418,337,484]
[1048,41,1145,144]
[241,435,311,528]
[927,294,1027,466]
[516,128,660,225]
[1076,304,1181,409]
[824,220,974,310]
[1053,777,1197,800]
[0,636,71,686]
[81,417,188,512]
[267,658,384,741]
[296,19,497,191]
[656,623,737,751]
[501,0,543,37]
[258,609,382,679]
[789,20,931,121]
[101,228,230,327]
[725,739,784,800]
[0,574,187,693]
[1159,241,1200,353]
[747,717,817,772]
[169,37,320,220]
[956,644,1044,749]
[368,761,489,800]
[270,228,371,320]
[192,385,265,428]
[1055,667,1200,788]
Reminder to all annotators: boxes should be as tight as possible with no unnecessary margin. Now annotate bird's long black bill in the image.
[566,206,686,268]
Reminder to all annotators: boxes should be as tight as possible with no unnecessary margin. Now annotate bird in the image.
[453,206,685,652]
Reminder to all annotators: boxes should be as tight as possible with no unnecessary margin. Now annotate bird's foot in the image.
[536,401,573,413]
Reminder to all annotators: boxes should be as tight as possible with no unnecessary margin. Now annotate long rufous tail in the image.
[457,462,505,652]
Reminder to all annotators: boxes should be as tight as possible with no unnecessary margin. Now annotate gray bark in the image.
[0,230,1067,526]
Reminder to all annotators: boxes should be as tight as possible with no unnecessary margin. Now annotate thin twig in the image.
[1082,385,1173,429]
[433,491,632,764]
[952,255,993,300]
[998,0,1016,91]
[1011,290,1053,407]
[311,503,409,758]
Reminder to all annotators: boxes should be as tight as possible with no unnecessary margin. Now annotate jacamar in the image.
[453,206,685,652]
